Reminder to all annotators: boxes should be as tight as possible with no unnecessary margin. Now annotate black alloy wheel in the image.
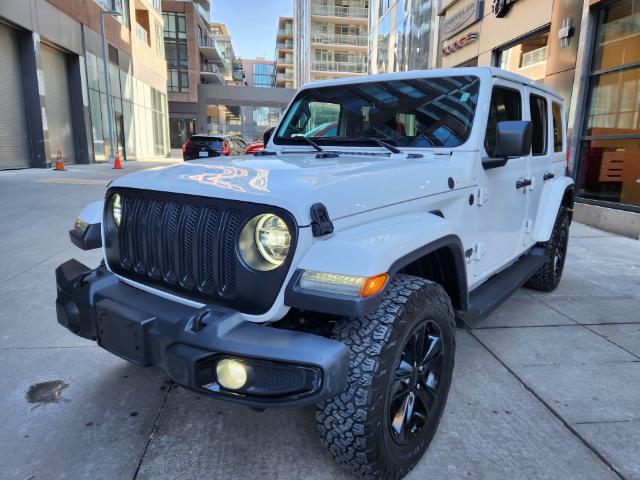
[388,320,444,445]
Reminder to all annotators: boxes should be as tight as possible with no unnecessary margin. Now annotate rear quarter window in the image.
[552,102,564,152]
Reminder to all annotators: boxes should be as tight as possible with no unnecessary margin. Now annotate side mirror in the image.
[483,121,532,169]
[263,126,275,146]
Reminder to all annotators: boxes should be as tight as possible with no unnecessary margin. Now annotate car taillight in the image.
[182,140,190,153]
[223,140,230,156]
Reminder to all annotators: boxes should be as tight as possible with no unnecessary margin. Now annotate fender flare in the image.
[533,177,574,243]
[285,212,468,316]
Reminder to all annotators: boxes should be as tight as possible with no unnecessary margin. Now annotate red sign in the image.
[442,31,479,56]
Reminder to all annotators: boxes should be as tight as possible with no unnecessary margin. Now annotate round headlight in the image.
[255,214,291,266]
[112,193,122,227]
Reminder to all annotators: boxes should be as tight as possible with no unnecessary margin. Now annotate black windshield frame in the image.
[274,75,481,149]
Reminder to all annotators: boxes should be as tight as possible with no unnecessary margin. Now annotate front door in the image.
[473,83,528,281]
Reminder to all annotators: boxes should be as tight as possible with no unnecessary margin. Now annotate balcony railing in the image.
[277,72,294,81]
[277,28,294,36]
[135,23,148,44]
[278,55,294,65]
[201,62,222,74]
[311,4,368,18]
[311,32,367,46]
[520,46,548,68]
[311,60,367,73]
[277,41,294,49]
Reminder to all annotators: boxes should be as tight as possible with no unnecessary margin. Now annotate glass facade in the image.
[253,63,275,88]
[368,0,434,74]
[85,34,169,160]
[576,0,640,210]
[163,12,189,92]
[206,104,283,142]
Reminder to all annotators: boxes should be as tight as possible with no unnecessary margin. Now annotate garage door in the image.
[0,23,31,169]
[41,43,76,164]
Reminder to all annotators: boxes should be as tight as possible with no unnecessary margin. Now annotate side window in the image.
[552,102,563,152]
[530,95,548,155]
[485,87,522,157]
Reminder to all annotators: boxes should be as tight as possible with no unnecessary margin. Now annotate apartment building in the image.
[161,0,227,148]
[275,16,294,88]
[0,0,169,169]
[293,0,369,86]
[210,22,245,86]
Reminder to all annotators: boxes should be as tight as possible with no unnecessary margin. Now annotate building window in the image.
[575,0,640,209]
[253,63,275,88]
[167,68,189,92]
[163,12,189,92]
[497,29,550,82]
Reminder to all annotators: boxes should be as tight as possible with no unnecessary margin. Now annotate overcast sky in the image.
[211,0,293,60]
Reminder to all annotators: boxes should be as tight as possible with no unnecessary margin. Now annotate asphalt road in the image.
[1,162,638,480]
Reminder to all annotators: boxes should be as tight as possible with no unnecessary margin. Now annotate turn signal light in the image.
[360,273,389,297]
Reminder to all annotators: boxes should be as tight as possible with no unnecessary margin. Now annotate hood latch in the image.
[310,203,334,237]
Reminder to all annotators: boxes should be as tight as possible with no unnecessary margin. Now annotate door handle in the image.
[516,178,532,189]
[543,172,555,181]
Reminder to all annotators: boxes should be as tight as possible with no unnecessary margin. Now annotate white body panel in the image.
[81,67,573,323]
[77,200,103,225]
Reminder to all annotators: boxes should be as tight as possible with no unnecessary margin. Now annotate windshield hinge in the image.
[310,203,334,237]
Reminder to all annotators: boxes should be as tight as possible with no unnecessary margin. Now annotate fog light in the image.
[216,359,248,390]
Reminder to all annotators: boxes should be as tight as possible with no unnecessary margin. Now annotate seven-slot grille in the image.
[116,193,241,298]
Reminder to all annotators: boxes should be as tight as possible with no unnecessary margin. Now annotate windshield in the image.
[274,75,480,148]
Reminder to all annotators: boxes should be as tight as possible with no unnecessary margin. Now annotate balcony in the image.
[135,23,148,45]
[277,72,294,81]
[277,28,294,36]
[201,62,225,84]
[199,37,222,61]
[311,32,367,47]
[521,46,548,68]
[277,41,294,49]
[277,55,293,65]
[310,4,368,19]
[311,60,367,73]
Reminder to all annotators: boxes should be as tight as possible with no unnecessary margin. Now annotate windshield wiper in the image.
[363,137,402,154]
[295,135,323,152]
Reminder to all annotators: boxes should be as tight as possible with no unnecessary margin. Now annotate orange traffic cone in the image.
[54,150,65,171]
[113,150,122,170]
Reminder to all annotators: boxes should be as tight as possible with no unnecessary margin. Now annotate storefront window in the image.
[498,30,549,81]
[592,0,640,71]
[576,0,640,209]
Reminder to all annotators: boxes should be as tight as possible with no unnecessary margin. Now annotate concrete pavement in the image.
[0,162,638,480]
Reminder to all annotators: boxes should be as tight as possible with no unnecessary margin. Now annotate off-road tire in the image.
[525,206,570,292]
[315,274,456,479]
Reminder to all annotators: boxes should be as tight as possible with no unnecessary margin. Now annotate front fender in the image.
[297,212,460,277]
[285,212,467,316]
[533,177,574,243]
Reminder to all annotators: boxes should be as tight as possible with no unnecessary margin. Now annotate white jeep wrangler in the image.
[56,67,573,479]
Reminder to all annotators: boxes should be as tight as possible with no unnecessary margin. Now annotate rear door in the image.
[473,83,528,280]
[524,90,553,246]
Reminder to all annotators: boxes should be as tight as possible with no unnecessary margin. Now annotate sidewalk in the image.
[0,163,638,480]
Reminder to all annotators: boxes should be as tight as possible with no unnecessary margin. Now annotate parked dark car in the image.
[182,135,247,160]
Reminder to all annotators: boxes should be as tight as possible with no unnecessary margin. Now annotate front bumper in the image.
[55,259,349,408]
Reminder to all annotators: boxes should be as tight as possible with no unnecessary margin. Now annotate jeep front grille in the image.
[104,188,297,315]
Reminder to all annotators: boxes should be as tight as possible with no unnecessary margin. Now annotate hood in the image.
[110,153,469,225]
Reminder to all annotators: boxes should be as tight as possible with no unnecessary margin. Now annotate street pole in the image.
[99,10,120,165]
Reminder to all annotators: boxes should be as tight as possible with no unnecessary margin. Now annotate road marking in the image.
[34,178,110,185]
